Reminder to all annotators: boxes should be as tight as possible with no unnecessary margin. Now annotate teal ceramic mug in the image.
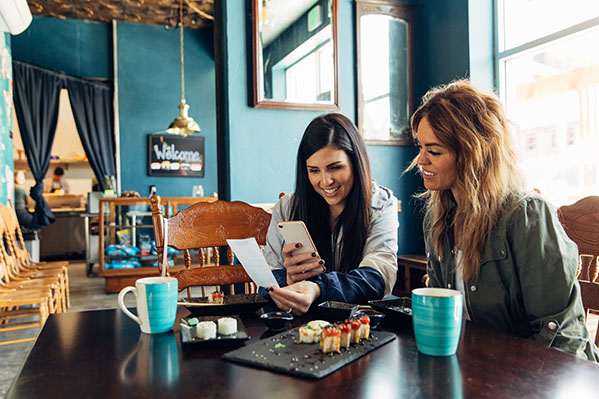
[118,277,178,334]
[412,287,463,356]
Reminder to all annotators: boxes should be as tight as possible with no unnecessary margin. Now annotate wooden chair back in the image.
[150,195,272,298]
[557,196,599,345]
[0,203,35,268]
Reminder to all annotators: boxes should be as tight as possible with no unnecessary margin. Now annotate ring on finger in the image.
[287,308,293,314]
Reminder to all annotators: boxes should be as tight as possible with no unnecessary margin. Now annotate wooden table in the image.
[8,308,599,398]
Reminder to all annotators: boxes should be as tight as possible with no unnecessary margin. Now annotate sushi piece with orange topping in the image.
[319,325,341,353]
[209,291,224,304]
[335,321,351,348]
[358,314,370,339]
[349,318,361,344]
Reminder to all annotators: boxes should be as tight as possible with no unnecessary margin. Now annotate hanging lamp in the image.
[166,0,201,135]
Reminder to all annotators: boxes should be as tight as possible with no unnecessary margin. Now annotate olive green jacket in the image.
[425,192,599,362]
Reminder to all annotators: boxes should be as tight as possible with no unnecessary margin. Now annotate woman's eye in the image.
[308,168,319,174]
[428,150,441,156]
[329,165,342,171]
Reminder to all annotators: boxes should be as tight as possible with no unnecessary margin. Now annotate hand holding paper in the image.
[226,238,279,288]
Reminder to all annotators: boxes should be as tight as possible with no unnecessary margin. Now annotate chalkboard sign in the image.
[147,134,205,177]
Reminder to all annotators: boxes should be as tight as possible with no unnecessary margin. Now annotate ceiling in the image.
[27,0,214,29]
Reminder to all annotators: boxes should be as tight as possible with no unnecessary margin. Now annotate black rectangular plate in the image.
[368,298,412,321]
[180,315,250,345]
[222,326,396,379]
[178,293,268,316]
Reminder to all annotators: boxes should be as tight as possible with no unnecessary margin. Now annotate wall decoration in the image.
[147,133,204,177]
[0,33,14,205]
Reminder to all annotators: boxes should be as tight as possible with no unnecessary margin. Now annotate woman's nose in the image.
[322,171,334,185]
[417,149,428,165]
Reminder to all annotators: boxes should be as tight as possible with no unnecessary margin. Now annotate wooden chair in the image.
[150,195,272,298]
[0,203,70,308]
[557,196,599,345]
[0,292,51,346]
[0,219,66,313]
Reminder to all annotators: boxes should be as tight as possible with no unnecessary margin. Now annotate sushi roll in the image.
[320,325,341,354]
[209,291,224,304]
[358,315,370,339]
[217,317,238,335]
[349,318,361,344]
[196,321,217,340]
[299,320,329,343]
[336,321,351,349]
[299,326,320,343]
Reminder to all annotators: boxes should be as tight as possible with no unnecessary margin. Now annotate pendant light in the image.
[166,0,201,135]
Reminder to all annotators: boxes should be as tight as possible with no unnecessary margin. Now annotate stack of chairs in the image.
[0,202,70,345]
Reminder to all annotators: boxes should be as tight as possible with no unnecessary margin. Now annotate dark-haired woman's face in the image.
[306,145,354,217]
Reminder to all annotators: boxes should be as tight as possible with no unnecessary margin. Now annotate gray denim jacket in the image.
[425,192,599,361]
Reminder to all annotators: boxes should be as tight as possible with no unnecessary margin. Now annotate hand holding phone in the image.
[277,221,326,283]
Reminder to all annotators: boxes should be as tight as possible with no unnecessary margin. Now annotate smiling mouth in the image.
[421,170,436,177]
[322,187,340,196]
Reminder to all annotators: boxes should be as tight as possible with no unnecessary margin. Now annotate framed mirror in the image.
[251,0,339,110]
[356,1,414,145]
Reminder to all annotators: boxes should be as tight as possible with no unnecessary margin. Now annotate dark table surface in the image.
[8,307,599,398]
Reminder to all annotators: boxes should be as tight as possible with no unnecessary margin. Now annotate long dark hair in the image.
[291,113,372,273]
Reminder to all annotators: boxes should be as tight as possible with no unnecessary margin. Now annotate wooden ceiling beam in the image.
[27,0,214,29]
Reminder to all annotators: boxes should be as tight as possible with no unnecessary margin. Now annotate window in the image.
[496,1,599,206]
[285,40,333,103]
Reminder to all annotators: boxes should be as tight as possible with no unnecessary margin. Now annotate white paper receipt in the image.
[226,238,279,288]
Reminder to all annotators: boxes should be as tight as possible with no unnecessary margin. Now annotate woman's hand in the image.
[266,280,321,315]
[283,242,326,285]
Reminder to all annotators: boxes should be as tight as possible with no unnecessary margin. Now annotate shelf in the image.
[14,159,89,169]
[105,225,154,229]
[104,254,174,261]
[98,196,219,292]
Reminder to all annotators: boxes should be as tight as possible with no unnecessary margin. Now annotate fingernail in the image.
[319,260,324,265]
[312,252,316,257]
[295,243,300,248]
[321,265,327,272]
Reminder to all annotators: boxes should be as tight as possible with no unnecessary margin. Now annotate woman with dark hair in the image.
[408,79,597,361]
[264,113,398,315]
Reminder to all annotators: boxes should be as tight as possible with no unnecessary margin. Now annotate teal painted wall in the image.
[12,16,111,79]
[11,17,218,199]
[413,0,470,98]
[116,22,217,197]
[0,33,14,205]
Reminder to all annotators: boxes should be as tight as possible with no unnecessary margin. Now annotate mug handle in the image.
[118,286,140,326]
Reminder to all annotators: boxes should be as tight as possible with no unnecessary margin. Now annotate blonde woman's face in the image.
[415,117,458,193]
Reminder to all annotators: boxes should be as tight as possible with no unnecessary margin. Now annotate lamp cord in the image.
[180,0,185,103]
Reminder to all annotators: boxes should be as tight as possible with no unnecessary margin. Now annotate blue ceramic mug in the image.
[412,287,463,356]
[118,277,178,334]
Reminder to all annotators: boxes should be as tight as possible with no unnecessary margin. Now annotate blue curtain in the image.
[12,61,62,228]
[65,77,116,191]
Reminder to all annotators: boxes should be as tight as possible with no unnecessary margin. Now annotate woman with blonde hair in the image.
[410,79,597,361]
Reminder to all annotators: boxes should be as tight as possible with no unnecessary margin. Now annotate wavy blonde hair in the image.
[408,80,525,281]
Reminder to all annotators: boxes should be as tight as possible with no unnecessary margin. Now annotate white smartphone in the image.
[277,220,319,260]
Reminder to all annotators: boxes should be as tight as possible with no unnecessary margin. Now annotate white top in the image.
[263,181,399,295]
